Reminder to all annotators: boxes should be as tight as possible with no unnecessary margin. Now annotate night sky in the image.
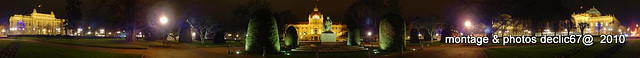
[1,0,639,32]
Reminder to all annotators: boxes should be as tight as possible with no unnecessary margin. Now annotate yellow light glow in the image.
[464,21,471,27]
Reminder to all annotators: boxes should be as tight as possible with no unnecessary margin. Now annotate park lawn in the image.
[16,42,141,58]
[0,40,15,51]
[484,44,583,58]
[569,37,616,58]
[190,40,244,48]
[611,39,640,58]
[264,51,398,58]
[33,38,149,49]
[406,41,444,46]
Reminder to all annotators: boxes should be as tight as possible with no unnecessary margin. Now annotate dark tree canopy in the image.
[378,14,405,51]
[178,22,193,43]
[65,0,82,32]
[245,9,280,54]
[409,29,419,43]
[213,31,226,43]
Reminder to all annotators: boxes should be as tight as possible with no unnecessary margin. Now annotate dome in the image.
[587,7,601,16]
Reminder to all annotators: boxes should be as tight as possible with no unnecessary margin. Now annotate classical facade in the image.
[8,6,65,35]
[286,2,346,42]
[572,7,623,35]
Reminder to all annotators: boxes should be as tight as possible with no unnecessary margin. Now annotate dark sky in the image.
[1,0,639,32]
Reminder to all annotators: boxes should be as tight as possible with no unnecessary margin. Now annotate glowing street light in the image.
[160,16,169,24]
[464,21,472,27]
[367,32,372,36]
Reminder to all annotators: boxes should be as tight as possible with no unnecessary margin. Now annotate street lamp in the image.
[367,32,372,36]
[160,16,169,24]
[464,21,472,27]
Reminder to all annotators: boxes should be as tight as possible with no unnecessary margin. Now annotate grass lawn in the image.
[20,37,163,49]
[16,42,141,58]
[189,40,244,48]
[484,37,623,58]
[0,40,16,51]
[485,44,584,58]
[569,37,616,58]
[263,50,399,58]
[406,41,444,46]
[611,39,640,58]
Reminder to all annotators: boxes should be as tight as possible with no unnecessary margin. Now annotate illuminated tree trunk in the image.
[126,26,136,42]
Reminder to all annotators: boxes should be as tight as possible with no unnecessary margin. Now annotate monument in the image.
[320,17,336,42]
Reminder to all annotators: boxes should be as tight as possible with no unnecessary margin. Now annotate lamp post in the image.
[464,21,472,36]
[159,16,169,47]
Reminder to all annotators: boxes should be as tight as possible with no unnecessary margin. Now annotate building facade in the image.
[286,3,346,42]
[572,7,623,35]
[9,7,65,35]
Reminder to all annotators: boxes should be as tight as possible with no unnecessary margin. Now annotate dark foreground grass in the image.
[190,40,244,48]
[485,44,583,58]
[0,40,15,51]
[611,39,640,58]
[569,37,616,58]
[34,38,149,49]
[262,51,398,58]
[16,42,141,58]
[484,37,624,58]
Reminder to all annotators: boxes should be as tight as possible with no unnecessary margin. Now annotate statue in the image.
[323,17,332,32]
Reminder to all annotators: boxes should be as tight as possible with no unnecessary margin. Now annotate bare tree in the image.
[187,16,219,41]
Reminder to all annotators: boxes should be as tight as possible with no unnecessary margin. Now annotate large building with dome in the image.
[8,5,66,35]
[572,7,623,35]
[286,1,346,42]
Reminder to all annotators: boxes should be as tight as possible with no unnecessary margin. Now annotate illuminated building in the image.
[572,7,622,35]
[286,1,346,42]
[8,5,65,35]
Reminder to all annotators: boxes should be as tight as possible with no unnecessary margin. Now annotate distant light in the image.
[227,34,232,36]
[100,29,105,33]
[192,32,196,37]
[235,51,241,54]
[367,32,372,36]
